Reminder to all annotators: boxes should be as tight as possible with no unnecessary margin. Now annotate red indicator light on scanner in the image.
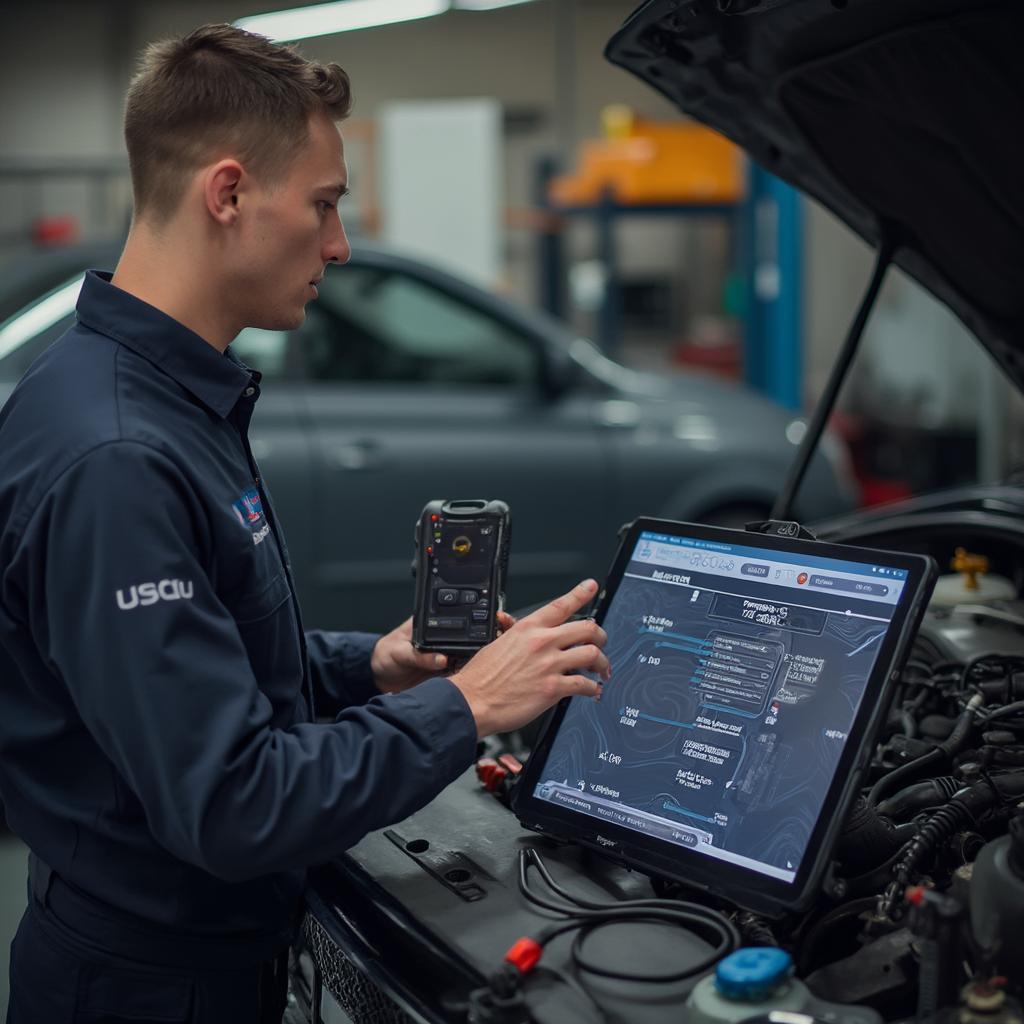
[427,546,433,555]
[431,514,439,522]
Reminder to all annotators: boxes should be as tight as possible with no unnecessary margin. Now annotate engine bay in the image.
[776,509,1024,1019]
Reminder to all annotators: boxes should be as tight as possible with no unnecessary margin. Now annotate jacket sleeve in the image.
[305,629,382,716]
[18,440,477,882]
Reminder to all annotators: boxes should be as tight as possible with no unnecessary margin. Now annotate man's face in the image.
[231,111,350,332]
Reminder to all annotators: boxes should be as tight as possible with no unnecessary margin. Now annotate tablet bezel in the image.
[513,517,937,917]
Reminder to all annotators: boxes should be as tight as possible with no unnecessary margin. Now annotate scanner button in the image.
[461,590,479,605]
[472,609,489,622]
[469,626,489,640]
[428,616,466,630]
[437,589,459,605]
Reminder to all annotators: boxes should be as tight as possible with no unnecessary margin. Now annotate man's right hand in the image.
[449,579,611,737]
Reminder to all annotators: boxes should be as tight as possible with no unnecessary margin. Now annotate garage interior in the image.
[3,1,1024,1021]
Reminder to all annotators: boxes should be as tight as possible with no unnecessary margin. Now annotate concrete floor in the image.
[0,833,28,1016]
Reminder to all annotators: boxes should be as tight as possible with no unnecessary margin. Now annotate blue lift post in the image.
[743,163,804,411]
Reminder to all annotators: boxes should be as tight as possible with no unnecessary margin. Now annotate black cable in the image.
[867,748,943,808]
[981,700,1024,724]
[517,848,739,985]
[868,707,977,808]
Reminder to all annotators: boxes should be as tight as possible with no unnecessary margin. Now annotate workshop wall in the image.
[0,0,964,421]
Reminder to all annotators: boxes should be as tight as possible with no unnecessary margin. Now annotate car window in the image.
[0,275,82,383]
[230,328,290,380]
[300,265,542,388]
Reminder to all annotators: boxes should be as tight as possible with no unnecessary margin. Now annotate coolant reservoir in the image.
[685,949,882,1024]
[930,547,1015,607]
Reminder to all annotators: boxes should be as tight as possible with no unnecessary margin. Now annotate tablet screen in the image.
[525,525,925,892]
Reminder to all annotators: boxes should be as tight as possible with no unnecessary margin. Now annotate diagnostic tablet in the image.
[513,518,937,916]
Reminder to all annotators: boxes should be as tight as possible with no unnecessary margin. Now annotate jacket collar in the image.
[75,270,258,419]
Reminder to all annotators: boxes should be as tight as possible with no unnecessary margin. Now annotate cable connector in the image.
[476,753,524,807]
[504,936,543,974]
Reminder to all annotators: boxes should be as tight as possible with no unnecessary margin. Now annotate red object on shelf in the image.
[670,340,742,380]
[858,477,914,508]
[32,216,78,246]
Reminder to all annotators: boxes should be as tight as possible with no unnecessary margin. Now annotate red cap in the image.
[475,757,509,792]
[905,885,926,906]
[505,937,543,974]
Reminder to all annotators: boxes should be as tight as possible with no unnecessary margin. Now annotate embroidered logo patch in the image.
[232,487,270,545]
[232,487,264,526]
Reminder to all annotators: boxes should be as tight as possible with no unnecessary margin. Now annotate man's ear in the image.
[203,159,245,226]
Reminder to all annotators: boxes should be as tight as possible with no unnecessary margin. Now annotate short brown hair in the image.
[124,24,352,223]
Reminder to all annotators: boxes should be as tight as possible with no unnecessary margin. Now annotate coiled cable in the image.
[516,847,740,984]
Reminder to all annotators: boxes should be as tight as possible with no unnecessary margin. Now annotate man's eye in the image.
[317,200,336,214]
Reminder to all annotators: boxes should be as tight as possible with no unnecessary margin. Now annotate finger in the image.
[555,674,602,700]
[555,617,607,650]
[496,610,517,631]
[405,645,448,673]
[557,644,611,680]
[528,579,599,628]
[395,616,414,639]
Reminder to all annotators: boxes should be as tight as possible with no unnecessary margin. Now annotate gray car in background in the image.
[0,240,853,630]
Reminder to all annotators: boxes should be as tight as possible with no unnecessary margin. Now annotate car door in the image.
[293,260,609,632]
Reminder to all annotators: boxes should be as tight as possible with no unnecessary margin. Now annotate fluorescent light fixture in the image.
[454,0,538,7]
[0,275,83,362]
[236,0,449,42]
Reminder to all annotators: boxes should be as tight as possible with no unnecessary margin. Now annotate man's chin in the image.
[257,308,306,332]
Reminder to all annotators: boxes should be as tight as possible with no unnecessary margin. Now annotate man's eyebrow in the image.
[317,182,350,198]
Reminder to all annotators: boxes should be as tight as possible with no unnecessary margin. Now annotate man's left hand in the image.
[371,613,516,694]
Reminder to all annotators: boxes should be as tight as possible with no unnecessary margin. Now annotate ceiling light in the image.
[236,0,449,42]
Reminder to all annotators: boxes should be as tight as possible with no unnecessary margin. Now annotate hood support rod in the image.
[771,228,896,521]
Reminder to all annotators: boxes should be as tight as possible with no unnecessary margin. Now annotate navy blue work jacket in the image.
[0,271,476,957]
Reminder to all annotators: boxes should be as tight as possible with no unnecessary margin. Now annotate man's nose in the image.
[325,216,351,266]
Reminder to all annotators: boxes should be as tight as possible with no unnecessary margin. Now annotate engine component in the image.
[837,797,907,874]
[869,702,981,810]
[971,814,1024,979]
[876,777,962,820]
[685,948,883,1024]
[805,929,917,1015]
[931,549,1015,607]
[955,979,1024,1024]
[905,886,965,1022]
[882,774,1024,919]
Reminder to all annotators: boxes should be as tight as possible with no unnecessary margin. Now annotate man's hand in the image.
[449,579,610,737]
[370,612,516,694]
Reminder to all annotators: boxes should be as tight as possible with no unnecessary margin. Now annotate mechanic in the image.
[0,24,610,1023]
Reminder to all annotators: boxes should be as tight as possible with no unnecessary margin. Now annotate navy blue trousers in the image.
[6,900,289,1023]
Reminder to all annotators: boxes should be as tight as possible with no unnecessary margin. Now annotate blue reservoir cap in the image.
[715,947,794,1001]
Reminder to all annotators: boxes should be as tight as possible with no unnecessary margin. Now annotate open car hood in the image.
[606,0,1024,389]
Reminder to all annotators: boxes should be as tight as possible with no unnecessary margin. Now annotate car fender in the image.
[657,462,782,524]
